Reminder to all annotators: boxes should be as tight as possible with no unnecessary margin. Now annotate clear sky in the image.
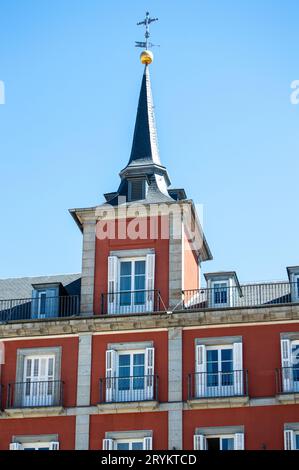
[0,0,298,283]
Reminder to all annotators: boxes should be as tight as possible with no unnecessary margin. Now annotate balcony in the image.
[183,281,299,311]
[100,290,162,315]
[276,367,299,403]
[98,375,159,412]
[187,370,248,408]
[0,295,80,322]
[6,380,64,412]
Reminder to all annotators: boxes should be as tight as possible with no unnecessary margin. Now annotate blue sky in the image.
[0,0,298,283]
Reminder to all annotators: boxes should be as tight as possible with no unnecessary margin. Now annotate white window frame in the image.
[107,252,155,315]
[281,338,299,393]
[118,257,147,313]
[205,345,234,396]
[116,349,146,402]
[206,433,235,450]
[211,281,229,307]
[115,438,145,450]
[23,354,56,407]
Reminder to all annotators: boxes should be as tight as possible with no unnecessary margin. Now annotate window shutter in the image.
[281,339,293,392]
[195,345,206,397]
[284,430,295,450]
[31,289,39,319]
[234,433,245,450]
[145,347,155,400]
[105,349,117,402]
[233,342,243,395]
[146,253,155,311]
[107,256,119,314]
[9,443,23,450]
[143,437,153,450]
[103,438,115,450]
[49,441,60,450]
[194,434,206,450]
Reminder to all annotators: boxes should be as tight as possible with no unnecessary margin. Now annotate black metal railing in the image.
[101,290,162,315]
[6,380,64,408]
[276,367,299,394]
[0,295,80,322]
[188,370,248,399]
[183,281,299,311]
[99,375,159,403]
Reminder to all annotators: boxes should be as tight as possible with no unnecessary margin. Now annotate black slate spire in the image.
[128,65,161,166]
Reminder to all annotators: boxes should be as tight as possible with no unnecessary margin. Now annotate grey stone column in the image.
[168,327,183,450]
[168,214,183,310]
[75,333,92,450]
[80,220,96,315]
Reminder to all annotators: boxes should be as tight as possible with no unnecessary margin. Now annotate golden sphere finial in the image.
[140,50,154,65]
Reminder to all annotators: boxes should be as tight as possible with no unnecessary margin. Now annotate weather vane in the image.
[135,11,159,65]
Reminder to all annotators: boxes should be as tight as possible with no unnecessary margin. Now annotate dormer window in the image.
[31,283,60,319]
[128,178,147,202]
[286,267,299,302]
[204,272,242,308]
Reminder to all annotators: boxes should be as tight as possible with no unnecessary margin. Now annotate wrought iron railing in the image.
[276,367,299,394]
[100,290,162,315]
[99,375,159,403]
[187,370,248,399]
[6,380,64,408]
[0,295,80,322]
[183,281,299,311]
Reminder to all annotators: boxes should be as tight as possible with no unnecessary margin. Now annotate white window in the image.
[212,282,229,306]
[280,339,299,392]
[107,253,155,314]
[194,433,244,450]
[284,430,299,450]
[196,342,243,397]
[105,347,155,402]
[22,355,55,407]
[103,437,152,450]
[10,441,59,451]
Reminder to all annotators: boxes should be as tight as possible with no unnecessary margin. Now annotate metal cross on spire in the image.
[135,11,159,50]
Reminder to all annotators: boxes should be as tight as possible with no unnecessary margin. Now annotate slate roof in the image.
[0,273,81,300]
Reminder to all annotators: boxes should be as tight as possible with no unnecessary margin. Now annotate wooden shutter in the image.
[146,253,155,311]
[145,347,155,399]
[234,433,245,450]
[108,256,119,314]
[194,434,206,450]
[9,443,23,450]
[143,437,153,450]
[105,349,117,402]
[103,439,115,450]
[284,430,295,450]
[281,339,293,392]
[233,342,243,395]
[49,441,60,450]
[195,345,206,397]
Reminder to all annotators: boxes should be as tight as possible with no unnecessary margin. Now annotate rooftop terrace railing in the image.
[182,281,299,311]
[0,295,80,322]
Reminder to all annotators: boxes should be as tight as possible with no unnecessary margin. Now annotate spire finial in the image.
[135,12,158,65]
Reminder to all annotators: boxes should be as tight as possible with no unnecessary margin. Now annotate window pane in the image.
[118,354,130,389]
[135,261,145,275]
[207,350,218,387]
[117,443,129,450]
[39,293,46,315]
[296,434,299,450]
[132,442,143,450]
[133,353,145,389]
[206,438,220,450]
[120,262,131,276]
[221,438,234,450]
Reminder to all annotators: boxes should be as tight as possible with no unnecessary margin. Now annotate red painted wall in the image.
[183,323,299,400]
[89,412,168,450]
[183,229,199,291]
[1,338,79,408]
[94,216,170,314]
[184,405,299,450]
[90,331,168,405]
[0,416,76,450]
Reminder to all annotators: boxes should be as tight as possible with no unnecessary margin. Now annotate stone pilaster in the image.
[168,214,183,309]
[80,220,96,315]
